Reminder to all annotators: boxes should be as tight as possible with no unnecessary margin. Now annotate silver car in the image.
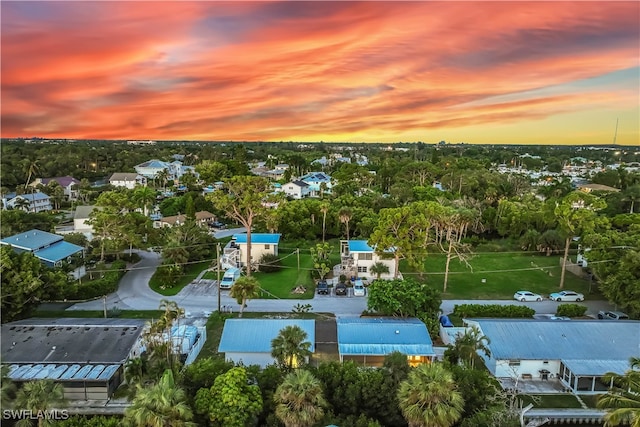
[513,291,543,302]
[549,290,584,302]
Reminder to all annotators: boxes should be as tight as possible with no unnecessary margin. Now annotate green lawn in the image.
[33,310,164,319]
[519,394,583,408]
[252,250,316,299]
[401,252,599,300]
[149,261,211,296]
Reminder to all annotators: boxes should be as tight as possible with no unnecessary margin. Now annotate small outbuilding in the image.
[337,317,435,367]
[218,319,315,367]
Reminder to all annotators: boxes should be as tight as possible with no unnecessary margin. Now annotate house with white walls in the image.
[221,233,281,270]
[335,240,397,281]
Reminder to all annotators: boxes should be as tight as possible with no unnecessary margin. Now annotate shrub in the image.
[452,304,535,318]
[257,253,282,273]
[67,260,126,300]
[556,304,587,318]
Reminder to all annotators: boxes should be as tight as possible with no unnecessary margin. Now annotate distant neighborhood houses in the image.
[153,211,216,228]
[134,159,198,181]
[280,172,334,199]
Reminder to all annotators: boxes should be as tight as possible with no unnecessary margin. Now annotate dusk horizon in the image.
[2,1,639,146]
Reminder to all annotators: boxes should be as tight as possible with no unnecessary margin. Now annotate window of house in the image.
[508,360,520,367]
[543,360,549,364]
[358,253,373,261]
[264,245,270,250]
[357,266,367,273]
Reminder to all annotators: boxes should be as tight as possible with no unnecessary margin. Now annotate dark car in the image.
[335,283,348,296]
[598,310,629,320]
[210,221,226,229]
[316,281,329,295]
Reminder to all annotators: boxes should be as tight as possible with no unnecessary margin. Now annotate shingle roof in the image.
[337,317,434,356]
[218,319,315,353]
[1,229,62,251]
[472,319,640,368]
[109,173,140,181]
[233,233,281,244]
[73,205,99,220]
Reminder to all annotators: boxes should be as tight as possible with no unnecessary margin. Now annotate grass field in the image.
[401,252,597,300]
[252,250,316,299]
[149,261,211,296]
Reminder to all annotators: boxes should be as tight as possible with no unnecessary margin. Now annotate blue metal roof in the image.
[8,363,120,381]
[59,364,81,380]
[471,319,640,366]
[337,317,434,356]
[233,233,281,245]
[86,365,107,380]
[219,319,315,353]
[348,240,373,252]
[562,359,634,376]
[35,241,83,263]
[1,229,62,251]
[12,192,50,202]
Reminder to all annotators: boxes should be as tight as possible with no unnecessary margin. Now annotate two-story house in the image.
[221,233,281,270]
[154,211,216,228]
[281,180,311,199]
[109,173,147,189]
[3,192,52,213]
[30,176,80,200]
[336,240,397,281]
[299,172,333,197]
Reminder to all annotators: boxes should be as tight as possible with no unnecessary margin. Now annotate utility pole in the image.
[297,248,300,271]
[103,295,107,318]
[217,243,221,313]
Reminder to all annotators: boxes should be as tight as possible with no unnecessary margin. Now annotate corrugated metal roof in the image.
[36,241,83,263]
[86,365,107,380]
[1,229,62,251]
[233,233,281,244]
[471,319,640,363]
[348,240,373,252]
[218,319,315,353]
[563,359,634,376]
[7,363,120,381]
[337,317,434,356]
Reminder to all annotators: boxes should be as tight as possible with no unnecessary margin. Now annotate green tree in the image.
[1,365,16,409]
[124,369,195,427]
[338,207,353,240]
[310,242,332,282]
[398,363,464,427]
[597,358,640,427]
[622,184,640,214]
[54,416,121,427]
[452,326,491,369]
[133,186,156,217]
[369,261,390,280]
[229,276,261,317]
[14,379,65,427]
[208,176,271,275]
[271,325,313,371]
[554,191,606,288]
[275,370,327,427]
[195,160,228,184]
[195,367,263,427]
[319,202,330,242]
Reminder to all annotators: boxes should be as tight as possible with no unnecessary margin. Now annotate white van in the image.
[220,268,241,289]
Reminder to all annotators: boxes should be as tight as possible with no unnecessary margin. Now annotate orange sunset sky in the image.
[1,1,639,145]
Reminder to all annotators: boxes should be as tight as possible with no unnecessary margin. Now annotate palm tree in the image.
[597,357,640,427]
[271,325,313,371]
[125,369,195,427]
[155,168,170,191]
[274,370,327,427]
[229,276,260,317]
[13,196,31,212]
[14,379,65,427]
[338,207,353,240]
[124,357,146,387]
[398,363,464,427]
[453,325,491,369]
[133,186,157,217]
[1,365,16,409]
[320,203,329,242]
[370,262,390,280]
[22,159,40,191]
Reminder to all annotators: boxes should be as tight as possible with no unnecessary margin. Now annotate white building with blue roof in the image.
[299,172,333,197]
[221,233,281,270]
[3,191,52,212]
[1,229,84,274]
[218,319,315,367]
[337,240,397,281]
[467,319,640,394]
[337,317,435,367]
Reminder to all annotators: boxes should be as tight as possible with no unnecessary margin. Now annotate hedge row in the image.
[67,261,127,300]
[452,304,535,318]
[556,304,587,318]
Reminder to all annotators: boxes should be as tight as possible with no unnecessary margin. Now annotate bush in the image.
[257,253,282,273]
[66,261,126,300]
[452,304,535,318]
[556,304,587,318]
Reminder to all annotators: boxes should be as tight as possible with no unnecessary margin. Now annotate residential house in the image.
[30,176,80,200]
[135,159,172,179]
[3,192,52,213]
[282,180,311,199]
[299,172,333,197]
[337,317,435,367]
[72,205,100,240]
[221,233,281,270]
[154,211,215,228]
[218,319,315,367]
[108,173,147,189]
[336,240,396,281]
[466,319,640,394]
[1,229,84,278]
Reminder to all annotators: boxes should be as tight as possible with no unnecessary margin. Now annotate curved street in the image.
[67,248,615,317]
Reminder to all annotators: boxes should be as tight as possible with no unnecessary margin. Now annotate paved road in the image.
[68,250,614,317]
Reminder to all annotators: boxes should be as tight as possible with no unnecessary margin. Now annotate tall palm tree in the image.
[14,379,65,427]
[22,159,40,191]
[271,325,313,371]
[274,370,327,427]
[125,369,195,427]
[597,357,640,427]
[370,262,390,280]
[155,168,170,191]
[320,203,329,242]
[229,276,260,317]
[453,326,491,369]
[398,363,464,427]
[133,186,157,217]
[338,207,353,240]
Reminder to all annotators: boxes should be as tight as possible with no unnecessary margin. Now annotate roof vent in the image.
[395,330,400,334]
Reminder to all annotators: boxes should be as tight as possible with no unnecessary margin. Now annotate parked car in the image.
[597,310,629,320]
[335,283,348,296]
[353,280,365,297]
[513,291,543,302]
[210,221,226,229]
[549,290,584,302]
[316,281,329,295]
